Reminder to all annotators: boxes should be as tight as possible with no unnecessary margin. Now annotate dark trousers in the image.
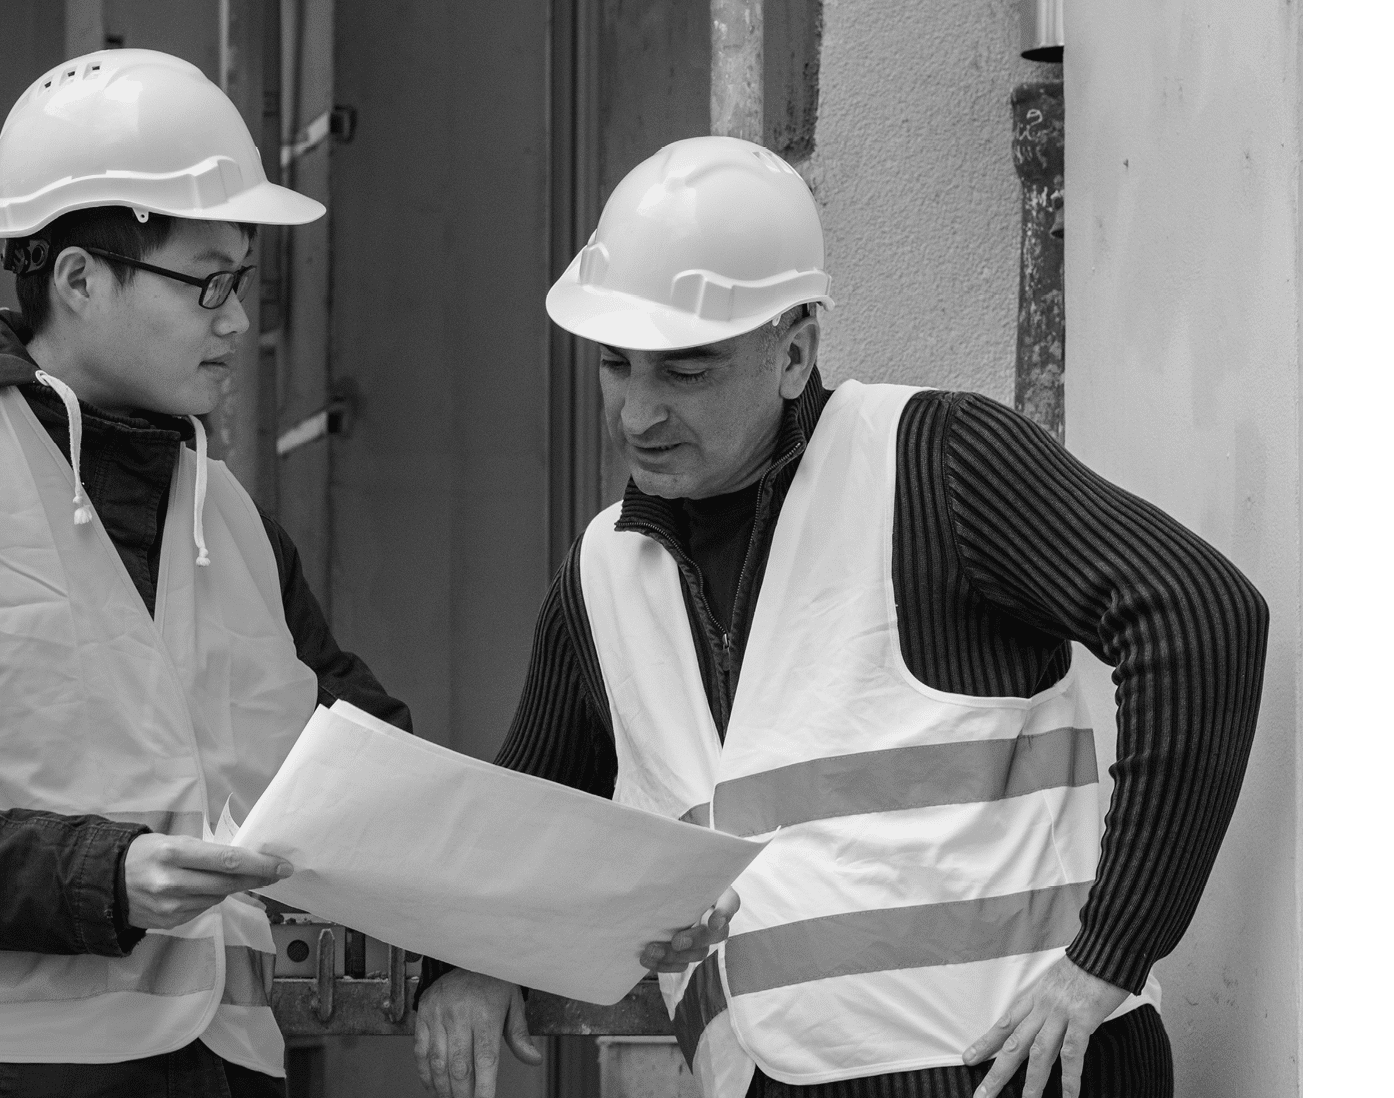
[0,1041,285,1098]
[749,1004,1173,1098]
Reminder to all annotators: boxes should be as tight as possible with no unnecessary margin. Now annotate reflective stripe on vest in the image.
[222,946,274,1007]
[0,388,317,1072]
[200,895,282,1073]
[0,935,267,1007]
[0,931,218,1003]
[580,381,1161,1093]
[712,728,1098,837]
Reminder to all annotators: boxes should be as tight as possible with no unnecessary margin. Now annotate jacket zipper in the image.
[727,434,808,637]
[632,437,808,718]
[627,437,809,733]
[630,522,730,653]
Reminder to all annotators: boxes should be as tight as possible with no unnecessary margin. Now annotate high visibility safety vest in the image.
[580,381,1162,1095]
[0,387,318,1075]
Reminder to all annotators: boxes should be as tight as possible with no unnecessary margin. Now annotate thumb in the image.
[709,887,740,932]
[504,984,543,1065]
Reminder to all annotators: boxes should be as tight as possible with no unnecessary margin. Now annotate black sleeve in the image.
[938,393,1269,994]
[258,508,413,734]
[492,539,617,795]
[416,539,617,1006]
[0,809,149,956]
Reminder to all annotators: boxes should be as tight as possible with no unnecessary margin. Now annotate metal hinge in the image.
[281,105,357,168]
[276,379,358,458]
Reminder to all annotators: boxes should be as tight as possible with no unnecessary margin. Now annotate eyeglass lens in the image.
[199,268,255,309]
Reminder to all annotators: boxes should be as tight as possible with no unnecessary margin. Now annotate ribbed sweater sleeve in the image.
[493,539,617,797]
[930,392,1269,993]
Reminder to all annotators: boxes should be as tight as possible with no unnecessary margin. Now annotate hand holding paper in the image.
[123,833,291,931]
[230,701,766,1004]
[641,885,740,972]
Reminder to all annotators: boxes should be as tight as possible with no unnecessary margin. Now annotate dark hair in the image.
[14,207,256,334]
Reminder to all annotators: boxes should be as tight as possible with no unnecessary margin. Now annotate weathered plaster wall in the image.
[809,0,1047,397]
[1065,3,1301,1095]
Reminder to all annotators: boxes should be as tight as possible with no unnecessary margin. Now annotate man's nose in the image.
[214,293,251,338]
[619,371,668,437]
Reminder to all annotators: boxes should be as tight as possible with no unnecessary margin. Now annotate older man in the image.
[415,136,1267,1098]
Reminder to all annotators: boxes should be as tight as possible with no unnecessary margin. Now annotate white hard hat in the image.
[547,136,832,351]
[0,48,324,238]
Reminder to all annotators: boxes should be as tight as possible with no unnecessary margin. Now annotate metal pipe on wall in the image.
[1018,0,1064,63]
[711,0,762,140]
[1011,81,1065,443]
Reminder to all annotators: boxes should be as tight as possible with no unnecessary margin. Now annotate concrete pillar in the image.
[710,0,762,140]
[597,1036,700,1098]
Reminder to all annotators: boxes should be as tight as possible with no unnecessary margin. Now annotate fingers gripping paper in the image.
[231,702,765,1005]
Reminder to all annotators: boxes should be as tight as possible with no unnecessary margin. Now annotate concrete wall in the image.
[1065,3,1301,1095]
[809,0,1048,398]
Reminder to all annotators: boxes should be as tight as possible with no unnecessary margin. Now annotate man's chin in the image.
[148,398,219,419]
[627,467,692,499]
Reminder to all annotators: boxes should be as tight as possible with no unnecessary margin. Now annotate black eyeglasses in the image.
[84,247,256,310]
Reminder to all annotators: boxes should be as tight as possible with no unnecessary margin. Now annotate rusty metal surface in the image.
[526,980,671,1037]
[763,0,822,164]
[1011,81,1065,444]
[273,977,419,1037]
[272,975,671,1038]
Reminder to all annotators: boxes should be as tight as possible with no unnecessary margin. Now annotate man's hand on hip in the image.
[123,833,292,930]
[962,956,1128,1098]
[639,887,740,972]
[414,968,542,1098]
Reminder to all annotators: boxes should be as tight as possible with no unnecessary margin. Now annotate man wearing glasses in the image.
[0,49,411,1097]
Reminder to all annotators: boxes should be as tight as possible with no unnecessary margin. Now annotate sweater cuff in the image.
[1064,932,1153,996]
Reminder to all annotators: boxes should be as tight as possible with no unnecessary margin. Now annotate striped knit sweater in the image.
[436,370,1268,1097]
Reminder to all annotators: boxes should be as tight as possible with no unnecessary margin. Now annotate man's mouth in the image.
[628,440,683,465]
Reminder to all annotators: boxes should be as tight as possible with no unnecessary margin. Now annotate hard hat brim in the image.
[547,272,832,353]
[0,180,325,238]
[156,179,326,227]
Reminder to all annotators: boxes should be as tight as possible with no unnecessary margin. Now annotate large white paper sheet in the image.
[231,702,765,1005]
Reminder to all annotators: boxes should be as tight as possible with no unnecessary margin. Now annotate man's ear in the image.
[777,314,820,400]
[48,247,103,321]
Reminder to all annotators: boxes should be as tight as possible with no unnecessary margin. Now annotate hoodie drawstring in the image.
[33,370,95,525]
[31,370,211,566]
[186,415,211,567]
